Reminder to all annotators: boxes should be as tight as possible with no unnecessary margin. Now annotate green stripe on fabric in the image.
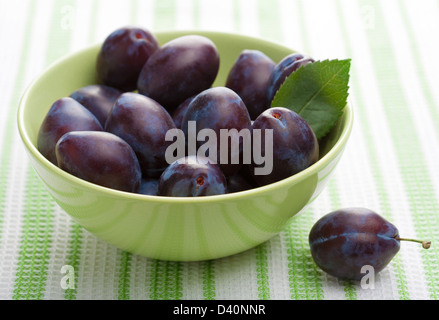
[130,0,139,24]
[149,260,183,300]
[114,0,142,301]
[359,0,439,299]
[279,1,339,300]
[255,242,270,299]
[397,1,439,140]
[45,0,77,66]
[193,0,201,29]
[63,224,82,300]
[327,179,357,300]
[146,4,184,301]
[13,0,76,300]
[0,0,36,245]
[251,0,285,300]
[232,0,240,33]
[153,0,176,31]
[87,0,99,44]
[257,0,283,42]
[286,207,325,300]
[294,0,312,55]
[12,171,55,300]
[202,261,216,300]
[118,251,132,300]
[63,1,101,300]
[334,0,410,300]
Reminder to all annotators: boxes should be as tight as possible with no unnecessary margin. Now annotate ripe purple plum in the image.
[309,208,431,280]
[158,156,227,197]
[38,97,103,165]
[226,50,275,120]
[137,35,220,111]
[226,173,254,193]
[70,84,122,126]
[181,87,252,177]
[138,178,159,196]
[105,92,176,178]
[267,53,315,105]
[172,95,195,129]
[55,131,141,193]
[250,107,319,186]
[96,26,159,91]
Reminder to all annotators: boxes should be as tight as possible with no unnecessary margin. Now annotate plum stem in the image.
[395,236,431,249]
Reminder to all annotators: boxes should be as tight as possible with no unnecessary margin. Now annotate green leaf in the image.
[271,59,351,139]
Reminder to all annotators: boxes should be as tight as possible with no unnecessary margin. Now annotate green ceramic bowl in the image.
[17,31,353,261]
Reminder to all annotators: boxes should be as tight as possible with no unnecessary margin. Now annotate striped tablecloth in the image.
[1,0,438,300]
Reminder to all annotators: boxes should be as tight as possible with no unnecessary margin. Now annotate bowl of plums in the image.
[17,27,353,261]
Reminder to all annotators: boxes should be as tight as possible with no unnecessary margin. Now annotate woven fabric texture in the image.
[1,0,439,300]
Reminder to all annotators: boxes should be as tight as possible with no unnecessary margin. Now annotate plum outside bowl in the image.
[17,31,353,261]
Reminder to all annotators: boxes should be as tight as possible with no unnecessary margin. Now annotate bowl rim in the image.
[17,30,354,204]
